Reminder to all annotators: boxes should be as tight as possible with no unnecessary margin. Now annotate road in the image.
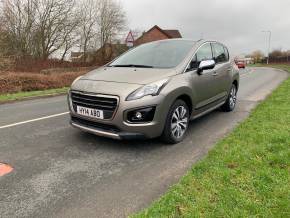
[0,67,288,218]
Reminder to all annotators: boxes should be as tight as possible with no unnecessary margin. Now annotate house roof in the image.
[163,30,182,38]
[147,25,182,38]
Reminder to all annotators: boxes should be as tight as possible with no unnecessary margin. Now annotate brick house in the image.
[134,25,182,46]
[71,25,182,63]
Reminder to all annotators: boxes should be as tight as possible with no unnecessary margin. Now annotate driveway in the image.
[0,67,288,218]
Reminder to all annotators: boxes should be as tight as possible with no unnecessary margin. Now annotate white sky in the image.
[120,0,290,56]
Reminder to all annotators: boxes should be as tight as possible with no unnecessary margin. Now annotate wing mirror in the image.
[197,60,216,75]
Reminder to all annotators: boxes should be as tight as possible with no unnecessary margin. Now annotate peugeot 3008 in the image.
[68,39,239,144]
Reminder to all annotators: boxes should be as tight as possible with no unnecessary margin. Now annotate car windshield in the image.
[109,40,195,69]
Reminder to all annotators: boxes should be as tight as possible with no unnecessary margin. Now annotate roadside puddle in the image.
[0,163,13,176]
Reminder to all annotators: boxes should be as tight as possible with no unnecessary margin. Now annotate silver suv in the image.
[68,39,239,144]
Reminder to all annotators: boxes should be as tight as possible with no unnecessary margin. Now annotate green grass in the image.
[250,63,290,73]
[133,66,290,217]
[0,87,69,102]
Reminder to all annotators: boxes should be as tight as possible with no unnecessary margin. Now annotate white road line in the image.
[0,112,69,129]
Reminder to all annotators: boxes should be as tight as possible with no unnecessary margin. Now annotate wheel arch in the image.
[233,79,239,90]
[175,94,193,116]
[162,86,195,117]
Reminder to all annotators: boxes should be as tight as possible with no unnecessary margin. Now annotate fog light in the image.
[135,112,143,120]
[127,106,156,123]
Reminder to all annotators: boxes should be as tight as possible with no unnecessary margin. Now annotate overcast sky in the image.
[120,0,290,56]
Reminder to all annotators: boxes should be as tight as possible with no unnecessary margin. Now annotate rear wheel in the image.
[221,84,237,112]
[161,100,189,144]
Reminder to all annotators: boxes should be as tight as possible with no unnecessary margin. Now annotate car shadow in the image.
[70,108,223,154]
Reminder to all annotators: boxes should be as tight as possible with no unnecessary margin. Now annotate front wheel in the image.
[221,84,237,112]
[161,100,189,144]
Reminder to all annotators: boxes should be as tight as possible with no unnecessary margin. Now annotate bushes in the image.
[0,71,87,94]
[14,57,96,72]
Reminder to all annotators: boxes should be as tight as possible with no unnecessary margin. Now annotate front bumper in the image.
[70,115,146,140]
[68,91,170,140]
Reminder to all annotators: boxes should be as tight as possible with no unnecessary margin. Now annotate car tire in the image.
[221,84,237,112]
[161,99,190,144]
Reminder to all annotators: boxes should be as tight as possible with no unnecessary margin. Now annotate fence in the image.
[269,56,290,64]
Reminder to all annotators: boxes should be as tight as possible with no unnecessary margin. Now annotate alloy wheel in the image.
[171,106,188,139]
[229,85,237,109]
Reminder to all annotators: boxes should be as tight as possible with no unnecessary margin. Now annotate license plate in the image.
[77,106,104,119]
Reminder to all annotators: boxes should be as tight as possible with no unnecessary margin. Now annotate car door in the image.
[187,43,218,110]
[211,43,232,99]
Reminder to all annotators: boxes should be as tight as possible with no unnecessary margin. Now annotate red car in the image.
[236,61,246,69]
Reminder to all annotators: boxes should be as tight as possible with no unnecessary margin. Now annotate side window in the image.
[212,43,227,63]
[196,43,213,63]
[189,43,213,70]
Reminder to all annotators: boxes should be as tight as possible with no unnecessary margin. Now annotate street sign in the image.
[125,31,135,47]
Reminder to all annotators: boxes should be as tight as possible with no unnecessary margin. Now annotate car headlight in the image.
[126,79,169,101]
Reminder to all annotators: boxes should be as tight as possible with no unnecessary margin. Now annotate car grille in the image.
[71,91,118,120]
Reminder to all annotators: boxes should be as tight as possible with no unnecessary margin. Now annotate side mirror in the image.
[197,60,216,75]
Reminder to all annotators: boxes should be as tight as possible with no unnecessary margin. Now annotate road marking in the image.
[0,163,13,176]
[0,112,69,129]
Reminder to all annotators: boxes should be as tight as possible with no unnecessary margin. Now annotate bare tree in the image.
[77,0,99,62]
[33,0,78,59]
[0,0,79,59]
[269,49,283,58]
[60,21,79,61]
[96,0,126,62]
[75,0,126,63]
[0,0,37,56]
[0,0,126,62]
[97,0,126,46]
[0,11,7,56]
[250,50,265,63]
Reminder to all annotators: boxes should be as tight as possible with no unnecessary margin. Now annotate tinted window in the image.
[109,40,196,68]
[212,43,227,63]
[189,43,213,70]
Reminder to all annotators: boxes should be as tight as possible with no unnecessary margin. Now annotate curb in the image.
[0,92,68,105]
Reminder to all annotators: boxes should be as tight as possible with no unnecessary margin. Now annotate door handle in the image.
[212,71,218,76]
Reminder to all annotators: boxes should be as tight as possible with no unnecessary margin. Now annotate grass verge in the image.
[249,63,290,73]
[133,66,290,217]
[0,87,69,103]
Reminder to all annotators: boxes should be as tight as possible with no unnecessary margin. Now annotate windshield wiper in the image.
[109,64,154,68]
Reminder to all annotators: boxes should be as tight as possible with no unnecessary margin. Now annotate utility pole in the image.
[262,30,271,64]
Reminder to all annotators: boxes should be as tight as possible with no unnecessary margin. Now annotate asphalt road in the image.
[0,67,288,218]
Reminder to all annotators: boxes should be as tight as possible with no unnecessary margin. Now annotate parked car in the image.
[236,61,246,69]
[68,39,239,144]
